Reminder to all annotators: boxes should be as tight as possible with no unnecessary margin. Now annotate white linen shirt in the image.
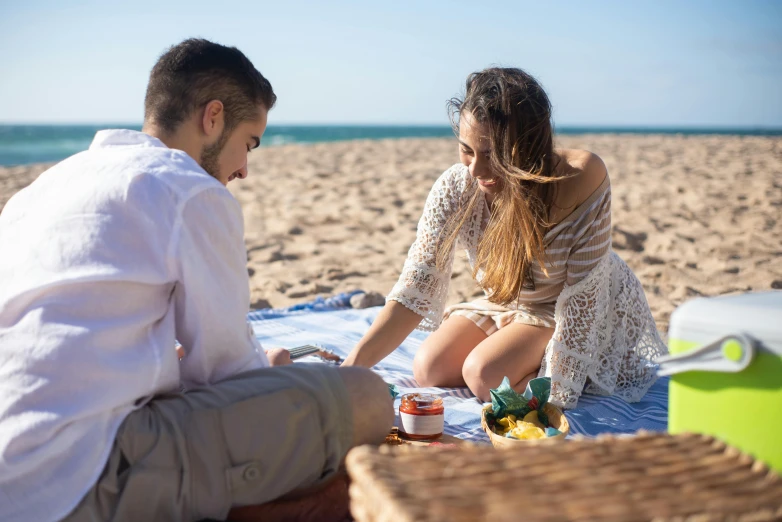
[0,130,269,522]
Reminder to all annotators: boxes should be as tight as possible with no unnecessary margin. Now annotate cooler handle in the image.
[656,333,755,376]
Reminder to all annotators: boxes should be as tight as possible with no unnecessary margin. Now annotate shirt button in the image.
[243,465,261,482]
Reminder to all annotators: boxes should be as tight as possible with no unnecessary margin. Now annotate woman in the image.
[342,68,667,408]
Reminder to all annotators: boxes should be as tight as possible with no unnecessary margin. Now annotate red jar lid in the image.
[400,393,444,415]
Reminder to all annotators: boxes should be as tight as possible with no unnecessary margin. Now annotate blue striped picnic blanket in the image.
[247,291,669,443]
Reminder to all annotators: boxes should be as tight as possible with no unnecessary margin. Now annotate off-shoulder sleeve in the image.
[387,164,468,331]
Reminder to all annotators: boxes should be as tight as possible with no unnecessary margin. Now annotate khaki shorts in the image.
[63,364,352,522]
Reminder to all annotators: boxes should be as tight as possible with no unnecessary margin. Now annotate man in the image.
[0,39,393,522]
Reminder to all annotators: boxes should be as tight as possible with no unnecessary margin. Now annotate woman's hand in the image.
[342,301,423,367]
[265,347,293,367]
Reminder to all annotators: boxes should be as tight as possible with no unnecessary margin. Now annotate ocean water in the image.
[1,124,780,167]
[0,125,458,167]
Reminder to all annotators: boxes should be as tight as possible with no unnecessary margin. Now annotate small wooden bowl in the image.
[481,403,569,448]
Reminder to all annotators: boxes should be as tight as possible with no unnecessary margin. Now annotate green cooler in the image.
[658,291,782,472]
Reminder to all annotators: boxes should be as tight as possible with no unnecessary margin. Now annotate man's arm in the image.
[172,187,269,387]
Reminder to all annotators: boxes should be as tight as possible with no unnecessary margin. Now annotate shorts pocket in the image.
[219,387,327,506]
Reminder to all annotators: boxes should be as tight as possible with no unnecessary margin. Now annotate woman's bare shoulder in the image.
[558,149,608,191]
[550,149,609,219]
[557,149,608,201]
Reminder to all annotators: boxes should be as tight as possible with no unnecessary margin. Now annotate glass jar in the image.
[398,393,444,440]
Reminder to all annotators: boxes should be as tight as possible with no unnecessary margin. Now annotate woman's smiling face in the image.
[458,110,501,198]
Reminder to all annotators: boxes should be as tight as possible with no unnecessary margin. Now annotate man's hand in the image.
[265,347,293,367]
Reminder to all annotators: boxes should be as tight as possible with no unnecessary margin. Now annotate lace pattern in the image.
[388,165,668,407]
[387,165,478,330]
[539,252,667,408]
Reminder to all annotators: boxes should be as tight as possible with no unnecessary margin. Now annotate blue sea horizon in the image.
[1,123,780,167]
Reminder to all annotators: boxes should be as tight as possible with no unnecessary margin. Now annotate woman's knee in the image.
[413,320,484,388]
[461,353,495,402]
[462,354,541,402]
[412,350,436,387]
[412,347,458,387]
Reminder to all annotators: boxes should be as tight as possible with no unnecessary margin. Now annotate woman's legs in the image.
[413,315,554,402]
[413,316,487,388]
[462,322,554,402]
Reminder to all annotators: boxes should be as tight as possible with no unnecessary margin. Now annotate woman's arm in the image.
[344,164,468,367]
[342,301,423,368]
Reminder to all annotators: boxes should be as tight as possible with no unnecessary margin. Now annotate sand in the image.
[2,135,780,333]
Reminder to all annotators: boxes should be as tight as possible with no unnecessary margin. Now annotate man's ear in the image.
[201,100,225,141]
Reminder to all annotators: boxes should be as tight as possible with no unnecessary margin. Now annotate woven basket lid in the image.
[346,431,782,522]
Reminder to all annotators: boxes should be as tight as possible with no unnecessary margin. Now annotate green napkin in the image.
[489,376,552,426]
[387,383,400,400]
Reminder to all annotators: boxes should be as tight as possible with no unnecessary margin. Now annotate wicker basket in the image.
[480,403,569,448]
[346,431,782,522]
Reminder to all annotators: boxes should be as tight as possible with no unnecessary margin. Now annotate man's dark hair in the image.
[144,38,276,135]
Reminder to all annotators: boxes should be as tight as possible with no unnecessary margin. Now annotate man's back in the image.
[0,129,266,522]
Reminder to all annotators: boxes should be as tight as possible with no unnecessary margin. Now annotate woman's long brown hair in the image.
[437,67,567,306]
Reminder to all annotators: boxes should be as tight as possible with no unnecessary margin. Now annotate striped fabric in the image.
[447,171,612,323]
[447,305,555,333]
[246,295,669,443]
[543,173,612,288]
[387,165,666,408]
[387,163,612,330]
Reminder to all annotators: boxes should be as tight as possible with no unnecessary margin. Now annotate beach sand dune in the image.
[2,135,780,332]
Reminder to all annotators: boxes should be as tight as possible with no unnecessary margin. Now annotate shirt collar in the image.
[89,129,168,151]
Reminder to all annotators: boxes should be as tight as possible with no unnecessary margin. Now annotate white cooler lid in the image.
[668,291,782,355]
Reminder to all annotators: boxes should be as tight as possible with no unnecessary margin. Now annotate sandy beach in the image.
[2,134,780,333]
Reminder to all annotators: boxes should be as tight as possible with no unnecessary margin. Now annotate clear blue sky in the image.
[0,0,780,127]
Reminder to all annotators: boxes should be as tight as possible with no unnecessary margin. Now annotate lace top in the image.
[388,164,667,408]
